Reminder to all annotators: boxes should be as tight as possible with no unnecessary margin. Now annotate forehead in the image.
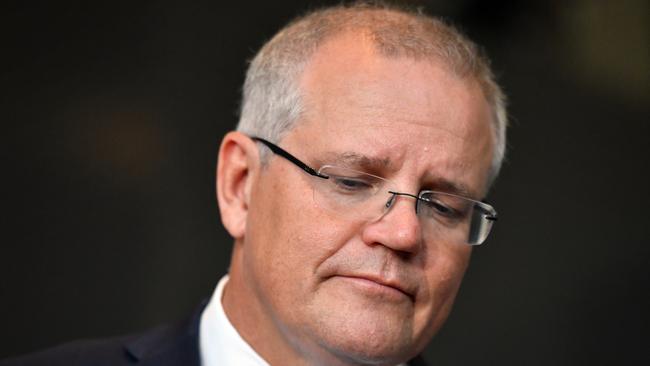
[287,32,494,196]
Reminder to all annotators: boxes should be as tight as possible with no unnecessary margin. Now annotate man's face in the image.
[243,33,494,364]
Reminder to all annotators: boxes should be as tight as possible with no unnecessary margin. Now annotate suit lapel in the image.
[123,301,207,366]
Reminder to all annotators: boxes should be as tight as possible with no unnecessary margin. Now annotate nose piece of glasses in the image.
[385,194,395,208]
[385,191,421,210]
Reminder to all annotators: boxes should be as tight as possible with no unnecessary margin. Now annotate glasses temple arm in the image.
[251,137,329,179]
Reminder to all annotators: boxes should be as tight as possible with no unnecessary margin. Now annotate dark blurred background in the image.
[1,0,648,364]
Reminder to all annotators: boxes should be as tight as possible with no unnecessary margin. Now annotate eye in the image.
[418,193,469,221]
[330,176,374,192]
[422,199,460,218]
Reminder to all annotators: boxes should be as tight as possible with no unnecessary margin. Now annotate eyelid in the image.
[419,187,477,202]
[331,175,372,184]
[418,194,470,219]
[319,165,388,181]
[330,173,383,188]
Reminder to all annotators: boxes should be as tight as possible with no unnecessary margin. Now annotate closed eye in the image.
[418,197,466,221]
[331,176,374,191]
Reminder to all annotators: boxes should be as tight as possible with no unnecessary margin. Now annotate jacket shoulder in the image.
[1,302,206,366]
[0,332,141,366]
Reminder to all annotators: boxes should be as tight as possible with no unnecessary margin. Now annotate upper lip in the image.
[337,273,415,300]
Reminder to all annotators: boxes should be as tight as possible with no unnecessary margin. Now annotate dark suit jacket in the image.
[0,302,428,366]
[0,302,204,366]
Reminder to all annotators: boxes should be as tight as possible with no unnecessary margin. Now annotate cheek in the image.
[243,172,367,335]
[241,178,317,325]
[431,244,471,293]
[415,244,472,331]
[246,175,307,271]
[245,171,346,294]
[257,170,361,263]
[431,248,470,298]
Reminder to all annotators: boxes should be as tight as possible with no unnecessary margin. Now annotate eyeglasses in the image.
[251,136,497,245]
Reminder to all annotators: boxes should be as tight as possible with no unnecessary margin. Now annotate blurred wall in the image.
[1,0,648,364]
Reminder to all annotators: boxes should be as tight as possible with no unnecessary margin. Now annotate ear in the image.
[216,131,259,239]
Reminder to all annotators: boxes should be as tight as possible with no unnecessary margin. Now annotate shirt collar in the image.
[199,275,269,366]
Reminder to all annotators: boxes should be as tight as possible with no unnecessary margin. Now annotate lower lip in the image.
[334,276,411,302]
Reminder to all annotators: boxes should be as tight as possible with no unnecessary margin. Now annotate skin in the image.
[216,31,494,366]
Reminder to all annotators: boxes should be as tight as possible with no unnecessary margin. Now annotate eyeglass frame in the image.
[250,136,498,245]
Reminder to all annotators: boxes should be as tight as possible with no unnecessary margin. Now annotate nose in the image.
[361,192,423,255]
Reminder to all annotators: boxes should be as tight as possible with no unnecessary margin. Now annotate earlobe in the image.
[216,132,258,239]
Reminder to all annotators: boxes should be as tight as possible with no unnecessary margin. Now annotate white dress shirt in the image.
[199,275,269,366]
[199,275,408,366]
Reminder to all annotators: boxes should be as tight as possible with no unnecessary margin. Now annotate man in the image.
[2,2,506,365]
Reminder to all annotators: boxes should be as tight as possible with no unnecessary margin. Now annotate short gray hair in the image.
[237,2,507,185]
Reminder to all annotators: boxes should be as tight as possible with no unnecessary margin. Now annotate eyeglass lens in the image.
[311,165,494,245]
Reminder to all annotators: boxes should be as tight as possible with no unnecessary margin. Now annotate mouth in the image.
[333,274,415,302]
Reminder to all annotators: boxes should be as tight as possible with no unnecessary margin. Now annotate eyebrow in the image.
[318,151,392,171]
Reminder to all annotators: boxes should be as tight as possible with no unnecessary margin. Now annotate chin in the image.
[325,339,417,366]
[309,310,421,365]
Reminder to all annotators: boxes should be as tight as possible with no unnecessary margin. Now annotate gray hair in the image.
[237,2,507,186]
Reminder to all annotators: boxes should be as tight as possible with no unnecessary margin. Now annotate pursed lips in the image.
[333,273,416,301]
